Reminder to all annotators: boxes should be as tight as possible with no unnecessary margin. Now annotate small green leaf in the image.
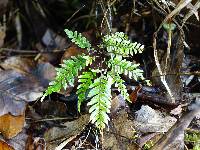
[65,29,91,49]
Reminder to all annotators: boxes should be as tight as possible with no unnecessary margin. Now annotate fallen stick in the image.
[150,106,200,150]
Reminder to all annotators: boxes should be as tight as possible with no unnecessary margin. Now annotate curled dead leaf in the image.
[0,140,14,150]
[129,85,142,103]
[0,112,25,139]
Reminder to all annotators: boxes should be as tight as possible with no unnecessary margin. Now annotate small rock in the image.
[134,105,177,133]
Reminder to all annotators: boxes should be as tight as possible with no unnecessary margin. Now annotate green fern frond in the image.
[42,29,148,132]
[87,74,113,129]
[110,72,130,102]
[77,71,96,112]
[103,32,144,57]
[108,57,144,81]
[41,55,87,101]
[65,29,91,49]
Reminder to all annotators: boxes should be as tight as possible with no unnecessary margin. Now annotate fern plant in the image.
[42,29,149,131]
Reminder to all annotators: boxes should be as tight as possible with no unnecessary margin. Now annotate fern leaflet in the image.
[110,72,130,102]
[103,32,144,58]
[108,57,144,81]
[41,55,87,101]
[87,74,113,129]
[65,29,91,49]
[77,71,96,112]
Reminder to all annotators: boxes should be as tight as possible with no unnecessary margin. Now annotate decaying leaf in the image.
[0,139,14,150]
[170,105,183,115]
[0,112,25,139]
[44,114,90,149]
[0,56,56,138]
[129,85,142,103]
[61,46,85,63]
[0,56,56,116]
[151,104,200,150]
[34,62,56,87]
[0,70,43,116]
[0,57,35,73]
[8,128,28,149]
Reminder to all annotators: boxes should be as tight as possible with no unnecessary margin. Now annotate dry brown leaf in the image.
[1,57,35,73]
[0,140,14,150]
[0,70,43,116]
[61,46,85,63]
[103,109,139,150]
[7,128,28,150]
[0,56,57,139]
[129,85,142,103]
[0,56,57,138]
[0,56,56,84]
[0,112,25,139]
[44,114,89,149]
[0,56,56,116]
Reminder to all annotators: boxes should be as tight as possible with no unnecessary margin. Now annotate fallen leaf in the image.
[0,112,25,139]
[8,128,28,149]
[44,114,89,149]
[0,70,43,116]
[34,62,56,87]
[0,56,56,139]
[0,56,56,116]
[103,109,139,150]
[61,46,85,63]
[34,100,68,118]
[129,85,142,103]
[0,57,35,73]
[55,135,76,150]
[0,140,14,150]
[151,106,200,150]
[0,56,56,85]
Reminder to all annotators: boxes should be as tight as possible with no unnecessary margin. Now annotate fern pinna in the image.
[42,29,148,131]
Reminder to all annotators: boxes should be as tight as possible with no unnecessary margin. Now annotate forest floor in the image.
[0,0,200,150]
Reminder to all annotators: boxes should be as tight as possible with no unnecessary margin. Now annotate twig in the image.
[55,135,77,150]
[152,0,190,102]
[63,5,86,26]
[182,1,200,27]
[26,116,75,123]
[0,48,66,53]
[148,71,200,79]
[151,107,200,150]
